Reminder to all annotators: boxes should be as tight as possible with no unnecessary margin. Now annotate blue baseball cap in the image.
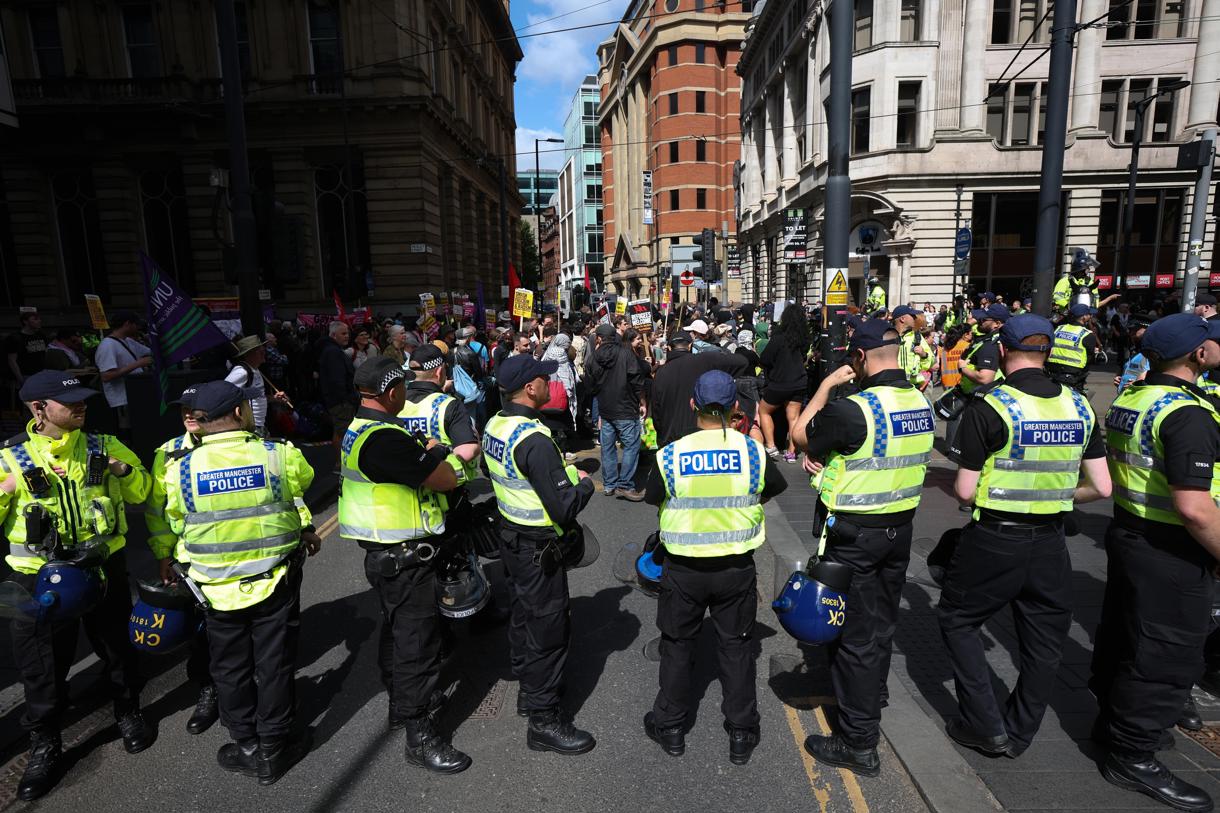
[693,370,737,410]
[1141,313,1210,360]
[1000,314,1055,351]
[970,308,988,322]
[849,319,901,352]
[496,354,558,392]
[18,370,98,404]
[172,385,201,408]
[891,305,920,320]
[846,314,865,331]
[984,304,1011,323]
[1068,303,1097,318]
[192,380,245,420]
[980,291,997,301]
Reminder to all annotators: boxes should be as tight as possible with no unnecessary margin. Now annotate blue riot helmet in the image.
[33,560,105,621]
[635,532,664,597]
[436,551,490,619]
[772,558,854,645]
[130,579,200,654]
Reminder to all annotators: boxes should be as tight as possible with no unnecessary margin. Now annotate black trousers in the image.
[205,565,302,742]
[937,521,1072,752]
[363,551,441,719]
[10,549,142,735]
[1090,523,1213,761]
[499,525,570,713]
[823,521,912,750]
[186,624,212,687]
[651,551,759,731]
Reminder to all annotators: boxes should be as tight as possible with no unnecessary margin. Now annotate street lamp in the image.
[535,137,564,295]
[1119,78,1189,292]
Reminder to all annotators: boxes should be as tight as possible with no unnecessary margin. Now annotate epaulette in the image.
[972,381,1000,399]
[0,432,29,449]
[167,446,194,461]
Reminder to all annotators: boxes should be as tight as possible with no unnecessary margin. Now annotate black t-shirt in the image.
[949,367,1104,524]
[404,382,478,447]
[499,401,594,538]
[963,335,1000,375]
[354,407,442,488]
[4,330,47,378]
[805,369,921,526]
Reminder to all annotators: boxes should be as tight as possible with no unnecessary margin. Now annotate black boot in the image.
[216,738,259,777]
[187,685,220,735]
[527,709,596,755]
[724,721,759,765]
[517,692,529,718]
[257,732,312,786]
[403,716,471,774]
[803,734,880,777]
[1178,698,1204,732]
[945,718,1011,757]
[644,712,684,756]
[116,708,154,754]
[390,690,448,731]
[1102,753,1214,812]
[17,732,62,802]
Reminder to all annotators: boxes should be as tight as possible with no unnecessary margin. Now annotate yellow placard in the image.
[512,288,534,319]
[84,294,109,330]
[825,269,849,306]
[614,298,627,315]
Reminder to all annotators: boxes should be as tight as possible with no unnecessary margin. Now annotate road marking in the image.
[784,702,871,813]
[813,705,871,813]
[316,511,338,539]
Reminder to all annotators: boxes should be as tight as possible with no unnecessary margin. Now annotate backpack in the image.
[452,364,484,404]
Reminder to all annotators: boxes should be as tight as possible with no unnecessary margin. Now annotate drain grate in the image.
[468,679,508,720]
[1181,725,1220,758]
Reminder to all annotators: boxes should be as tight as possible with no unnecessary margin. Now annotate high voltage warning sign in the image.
[825,269,849,306]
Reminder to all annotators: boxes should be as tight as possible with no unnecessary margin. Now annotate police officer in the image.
[865,277,886,313]
[339,356,468,772]
[1114,315,1152,394]
[940,314,1111,758]
[483,353,597,754]
[641,370,787,764]
[892,305,929,391]
[398,343,482,488]
[0,371,153,801]
[162,381,319,785]
[793,320,934,776]
[1047,304,1099,392]
[1091,314,1220,812]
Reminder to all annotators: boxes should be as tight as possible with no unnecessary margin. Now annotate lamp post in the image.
[953,182,964,311]
[535,137,564,295]
[1119,79,1189,293]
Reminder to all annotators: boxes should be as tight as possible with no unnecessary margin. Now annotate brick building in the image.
[0,0,523,321]
[596,0,750,301]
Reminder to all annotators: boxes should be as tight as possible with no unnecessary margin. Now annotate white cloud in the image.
[515,127,568,173]
[516,0,616,91]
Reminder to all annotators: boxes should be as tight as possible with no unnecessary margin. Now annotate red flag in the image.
[583,264,590,289]
[508,263,521,308]
[332,289,346,319]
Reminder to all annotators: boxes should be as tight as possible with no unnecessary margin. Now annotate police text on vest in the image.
[889,408,934,436]
[1018,421,1084,446]
[678,450,742,476]
[196,465,268,495]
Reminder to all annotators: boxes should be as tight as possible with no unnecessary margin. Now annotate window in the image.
[1101,76,1184,143]
[140,165,193,291]
[313,154,372,299]
[668,92,678,115]
[215,2,253,80]
[851,87,870,154]
[585,183,602,201]
[122,5,160,78]
[51,169,108,301]
[896,81,920,148]
[308,0,341,92]
[985,81,1048,145]
[970,191,1068,296]
[669,189,680,210]
[854,0,872,51]
[583,100,597,116]
[695,44,706,63]
[27,7,65,79]
[694,0,704,10]
[668,45,678,67]
[695,91,706,113]
[696,140,707,161]
[587,233,601,254]
[669,141,680,162]
[991,0,1052,45]
[696,188,707,209]
[1099,79,1123,139]
[584,124,596,145]
[1106,0,1184,40]
[1096,188,1184,278]
[900,0,921,40]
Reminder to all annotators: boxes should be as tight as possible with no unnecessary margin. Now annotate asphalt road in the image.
[0,478,928,813]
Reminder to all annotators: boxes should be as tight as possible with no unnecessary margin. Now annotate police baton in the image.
[170,561,211,610]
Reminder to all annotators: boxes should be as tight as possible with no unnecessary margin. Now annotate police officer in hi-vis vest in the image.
[399,343,482,489]
[162,381,319,786]
[339,356,469,773]
[940,314,1111,759]
[144,384,218,736]
[892,306,930,391]
[1091,314,1220,813]
[0,372,153,801]
[792,319,934,777]
[642,370,787,765]
[959,305,1007,396]
[483,353,597,755]
[1047,304,1099,393]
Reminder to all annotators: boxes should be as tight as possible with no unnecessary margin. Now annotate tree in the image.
[519,220,540,289]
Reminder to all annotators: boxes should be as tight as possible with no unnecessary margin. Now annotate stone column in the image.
[934,0,964,132]
[763,91,777,198]
[958,0,988,132]
[888,253,901,305]
[782,67,797,183]
[1070,0,1105,132]
[1186,0,1220,131]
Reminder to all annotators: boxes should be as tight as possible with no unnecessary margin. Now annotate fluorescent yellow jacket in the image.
[483,412,578,532]
[0,422,150,574]
[146,432,197,561]
[398,389,481,486]
[1048,324,1091,370]
[164,430,313,611]
[339,415,446,542]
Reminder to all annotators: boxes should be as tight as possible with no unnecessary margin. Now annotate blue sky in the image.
[510,0,620,173]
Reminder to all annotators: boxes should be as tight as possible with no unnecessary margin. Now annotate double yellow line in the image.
[314,511,339,539]
[784,702,871,813]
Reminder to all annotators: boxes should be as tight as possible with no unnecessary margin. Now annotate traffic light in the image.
[700,228,717,281]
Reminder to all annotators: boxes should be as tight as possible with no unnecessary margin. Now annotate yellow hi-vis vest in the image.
[0,424,150,574]
[959,335,1003,395]
[398,390,481,486]
[819,386,935,515]
[339,415,445,542]
[899,331,923,385]
[167,432,309,611]
[973,383,1094,516]
[657,428,767,557]
[482,412,578,532]
[146,432,196,561]
[1048,324,1091,370]
[1106,382,1220,524]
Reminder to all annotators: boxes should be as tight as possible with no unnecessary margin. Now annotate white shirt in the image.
[225,363,268,432]
[95,335,151,408]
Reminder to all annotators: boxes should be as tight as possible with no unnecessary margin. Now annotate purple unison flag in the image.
[138,251,229,413]
[475,282,486,330]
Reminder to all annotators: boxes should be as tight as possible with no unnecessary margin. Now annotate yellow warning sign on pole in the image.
[825,269,849,306]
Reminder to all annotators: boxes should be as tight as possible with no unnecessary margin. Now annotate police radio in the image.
[86,454,106,486]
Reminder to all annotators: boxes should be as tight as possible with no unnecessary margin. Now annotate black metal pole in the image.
[953,183,962,309]
[534,139,542,292]
[1030,0,1076,316]
[1120,102,1148,296]
[821,0,852,377]
[499,158,510,301]
[216,0,261,337]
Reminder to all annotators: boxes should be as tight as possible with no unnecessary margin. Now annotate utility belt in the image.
[972,518,1063,539]
[361,538,439,577]
[234,544,307,591]
[818,514,908,545]
[1047,366,1087,391]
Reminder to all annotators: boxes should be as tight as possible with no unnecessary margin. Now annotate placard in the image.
[512,288,534,319]
[84,294,109,330]
[628,299,652,331]
[419,293,435,317]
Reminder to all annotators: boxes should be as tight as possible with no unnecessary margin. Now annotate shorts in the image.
[761,386,804,406]
[328,402,356,434]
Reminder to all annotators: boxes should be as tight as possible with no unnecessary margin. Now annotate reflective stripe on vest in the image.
[1113,485,1175,511]
[183,500,295,525]
[844,452,932,471]
[1049,324,1090,370]
[398,391,481,488]
[338,416,445,542]
[483,414,565,530]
